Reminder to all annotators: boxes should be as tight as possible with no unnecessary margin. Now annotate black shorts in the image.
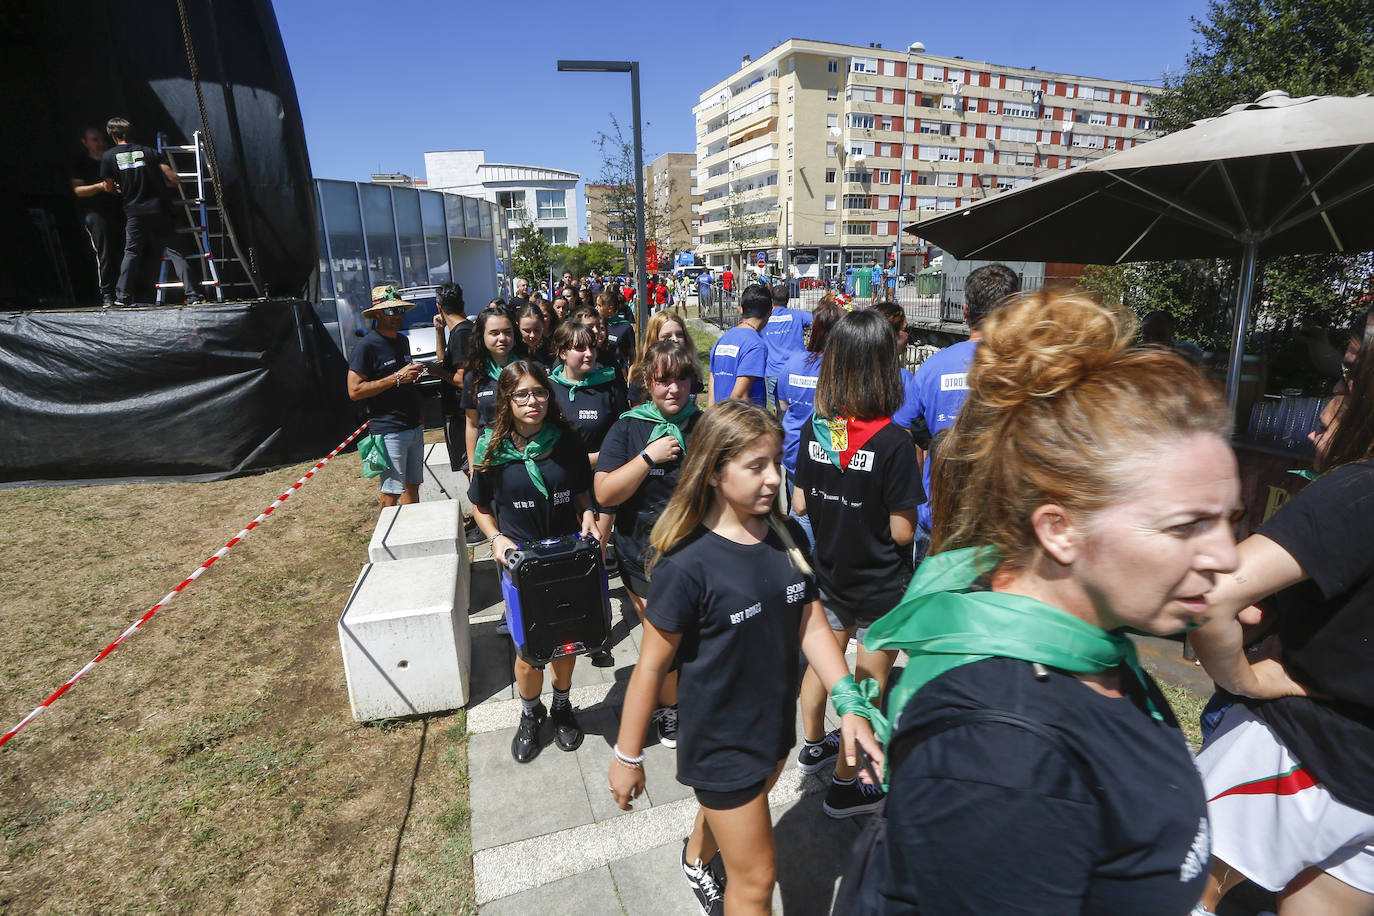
[821,590,884,631]
[621,560,650,600]
[694,779,768,810]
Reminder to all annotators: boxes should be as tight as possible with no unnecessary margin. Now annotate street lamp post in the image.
[557,59,649,340]
[893,41,924,290]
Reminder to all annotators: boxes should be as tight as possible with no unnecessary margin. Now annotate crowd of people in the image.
[344,271,1374,915]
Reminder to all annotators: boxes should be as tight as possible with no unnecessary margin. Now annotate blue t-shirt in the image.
[908,339,978,530]
[892,368,922,435]
[697,273,711,295]
[761,306,814,377]
[710,325,767,406]
[775,350,822,473]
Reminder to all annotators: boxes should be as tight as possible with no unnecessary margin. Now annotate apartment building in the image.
[692,39,1163,276]
[643,152,703,257]
[424,150,580,246]
[585,182,631,247]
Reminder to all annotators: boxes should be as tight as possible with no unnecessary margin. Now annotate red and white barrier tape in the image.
[0,421,371,748]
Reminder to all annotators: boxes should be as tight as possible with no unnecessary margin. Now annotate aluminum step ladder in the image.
[155,131,257,303]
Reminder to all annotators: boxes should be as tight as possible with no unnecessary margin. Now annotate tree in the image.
[509,221,552,287]
[593,114,672,275]
[547,241,624,279]
[717,186,778,276]
[1080,0,1374,389]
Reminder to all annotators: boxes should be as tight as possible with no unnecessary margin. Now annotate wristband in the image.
[830,674,891,743]
[639,450,656,469]
[394,372,401,388]
[613,743,644,768]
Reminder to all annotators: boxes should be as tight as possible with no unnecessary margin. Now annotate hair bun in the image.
[970,293,1136,409]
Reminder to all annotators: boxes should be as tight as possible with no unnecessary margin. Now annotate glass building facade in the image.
[313,179,509,356]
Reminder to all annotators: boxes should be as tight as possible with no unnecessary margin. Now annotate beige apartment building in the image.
[643,152,703,260]
[584,182,629,248]
[693,38,1163,277]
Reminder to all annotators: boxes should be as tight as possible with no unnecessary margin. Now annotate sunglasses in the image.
[378,306,405,317]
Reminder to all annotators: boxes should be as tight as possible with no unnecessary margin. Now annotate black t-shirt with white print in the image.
[604,319,635,370]
[876,657,1211,914]
[1247,459,1374,813]
[794,422,924,615]
[646,520,817,792]
[461,372,500,431]
[467,428,592,545]
[549,376,628,456]
[596,411,705,578]
[99,143,171,217]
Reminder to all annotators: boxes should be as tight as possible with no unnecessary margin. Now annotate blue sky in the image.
[276,0,1212,191]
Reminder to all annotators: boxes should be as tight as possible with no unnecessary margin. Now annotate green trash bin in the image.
[917,269,941,296]
[856,271,872,298]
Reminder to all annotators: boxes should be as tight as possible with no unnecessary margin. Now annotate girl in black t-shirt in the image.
[595,340,703,749]
[461,307,527,471]
[468,360,597,765]
[548,322,627,469]
[517,302,554,368]
[626,312,701,405]
[607,400,883,916]
[792,309,922,818]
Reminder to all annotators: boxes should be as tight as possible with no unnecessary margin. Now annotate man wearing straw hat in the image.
[347,285,427,508]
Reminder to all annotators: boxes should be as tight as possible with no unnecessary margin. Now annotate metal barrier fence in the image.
[696,280,959,329]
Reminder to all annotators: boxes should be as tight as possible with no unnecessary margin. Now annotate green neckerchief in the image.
[484,358,507,382]
[474,426,562,499]
[865,546,1162,769]
[549,364,617,401]
[620,400,700,450]
[607,315,632,327]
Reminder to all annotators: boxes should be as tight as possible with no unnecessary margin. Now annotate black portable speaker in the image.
[499,534,612,666]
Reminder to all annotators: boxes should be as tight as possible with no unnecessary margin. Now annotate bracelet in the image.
[613,743,644,768]
[639,450,656,469]
[394,372,400,388]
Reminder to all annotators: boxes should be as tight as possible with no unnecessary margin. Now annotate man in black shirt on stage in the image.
[99,117,200,307]
[70,126,124,307]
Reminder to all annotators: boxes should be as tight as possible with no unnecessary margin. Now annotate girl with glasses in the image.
[462,307,527,472]
[468,360,598,764]
[594,340,704,749]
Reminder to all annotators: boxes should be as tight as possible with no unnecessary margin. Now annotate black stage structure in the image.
[0,1,356,485]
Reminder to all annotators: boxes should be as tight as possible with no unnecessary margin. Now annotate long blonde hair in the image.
[648,400,811,575]
[630,312,694,396]
[932,291,1232,570]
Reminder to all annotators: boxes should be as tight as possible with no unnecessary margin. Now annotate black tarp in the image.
[0,0,316,307]
[0,301,356,486]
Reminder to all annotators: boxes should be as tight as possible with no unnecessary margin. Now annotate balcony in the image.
[697,118,730,146]
[699,146,733,171]
[730,155,780,181]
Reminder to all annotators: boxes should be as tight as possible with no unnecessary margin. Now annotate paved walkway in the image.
[462,539,862,914]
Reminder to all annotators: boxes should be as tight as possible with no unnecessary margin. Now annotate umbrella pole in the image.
[1225,241,1260,419]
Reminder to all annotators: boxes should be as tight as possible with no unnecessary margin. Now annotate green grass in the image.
[1159,681,1207,751]
[687,325,717,368]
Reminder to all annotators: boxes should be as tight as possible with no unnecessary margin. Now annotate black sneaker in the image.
[550,702,584,751]
[656,705,679,749]
[682,838,725,916]
[511,703,546,763]
[796,729,841,775]
[822,777,885,818]
[465,520,487,546]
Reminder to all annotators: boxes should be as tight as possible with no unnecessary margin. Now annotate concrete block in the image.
[338,555,470,720]
[369,500,461,563]
[421,443,471,515]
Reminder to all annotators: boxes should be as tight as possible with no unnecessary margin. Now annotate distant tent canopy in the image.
[0,0,316,309]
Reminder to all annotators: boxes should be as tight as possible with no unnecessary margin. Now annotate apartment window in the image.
[877,170,891,183]
[842,169,870,183]
[1016,151,1035,166]
[851,56,877,73]
[825,194,836,210]
[843,194,874,209]
[497,190,526,223]
[1093,86,1112,102]
[1071,157,1088,168]
[1002,75,1023,92]
[539,226,568,244]
[916,173,932,185]
[787,86,794,103]
[787,142,793,159]
[850,140,874,157]
[937,172,957,187]
[1004,102,1037,119]
[941,96,956,111]
[916,196,936,210]
[940,122,955,136]
[824,220,836,235]
[919,120,941,135]
[938,147,958,161]
[1088,111,1108,126]
[787,170,793,186]
[826,113,839,129]
[936,198,955,211]
[918,145,940,161]
[827,59,838,73]
[827,86,838,101]
[924,64,944,81]
[847,113,875,129]
[846,85,878,103]
[689,168,697,178]
[995,176,1014,191]
[825,168,837,183]
[844,221,874,235]
[826,141,838,157]
[787,114,794,131]
[1003,126,1037,143]
[535,189,566,220]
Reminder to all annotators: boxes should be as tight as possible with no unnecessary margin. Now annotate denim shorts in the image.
[379,425,425,494]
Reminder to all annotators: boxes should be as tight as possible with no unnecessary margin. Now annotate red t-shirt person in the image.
[721,269,734,291]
